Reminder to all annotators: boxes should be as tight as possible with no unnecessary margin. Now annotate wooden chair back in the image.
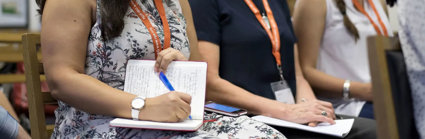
[368,36,399,139]
[368,36,419,139]
[0,32,25,83]
[22,33,56,139]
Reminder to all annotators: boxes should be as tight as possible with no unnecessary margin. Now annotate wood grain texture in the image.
[368,36,399,139]
[23,33,56,139]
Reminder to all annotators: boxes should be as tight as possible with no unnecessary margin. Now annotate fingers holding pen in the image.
[139,92,192,122]
[169,92,192,121]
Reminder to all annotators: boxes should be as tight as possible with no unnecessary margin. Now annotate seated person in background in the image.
[293,0,393,119]
[0,106,30,139]
[394,0,425,137]
[189,0,376,138]
[38,0,283,138]
[0,92,30,139]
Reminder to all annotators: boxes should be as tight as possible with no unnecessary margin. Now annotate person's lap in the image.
[201,112,286,138]
[359,102,374,119]
[58,112,285,138]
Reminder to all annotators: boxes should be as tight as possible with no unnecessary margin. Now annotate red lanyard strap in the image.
[352,0,388,36]
[130,0,171,59]
[244,0,281,66]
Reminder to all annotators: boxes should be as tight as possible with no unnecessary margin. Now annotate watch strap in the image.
[131,108,139,120]
[131,96,145,120]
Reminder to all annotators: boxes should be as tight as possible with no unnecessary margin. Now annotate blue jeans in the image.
[359,102,374,119]
[0,106,18,139]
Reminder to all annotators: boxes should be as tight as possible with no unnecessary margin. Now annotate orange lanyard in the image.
[130,0,171,59]
[352,0,388,36]
[244,0,281,67]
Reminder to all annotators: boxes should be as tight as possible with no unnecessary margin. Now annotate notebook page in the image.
[124,60,207,120]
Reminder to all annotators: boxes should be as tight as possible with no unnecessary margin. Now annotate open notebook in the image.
[110,60,207,131]
[252,116,354,138]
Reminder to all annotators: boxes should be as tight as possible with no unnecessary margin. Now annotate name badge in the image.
[270,80,295,104]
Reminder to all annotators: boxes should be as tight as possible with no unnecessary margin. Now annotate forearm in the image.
[206,76,285,116]
[303,67,370,100]
[294,44,316,102]
[295,75,316,103]
[303,68,344,97]
[48,69,135,119]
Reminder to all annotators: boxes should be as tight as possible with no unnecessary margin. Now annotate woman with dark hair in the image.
[37,0,284,138]
[293,0,392,119]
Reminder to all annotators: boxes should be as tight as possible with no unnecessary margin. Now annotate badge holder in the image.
[270,65,295,104]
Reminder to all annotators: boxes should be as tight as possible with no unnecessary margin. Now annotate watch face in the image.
[132,98,145,109]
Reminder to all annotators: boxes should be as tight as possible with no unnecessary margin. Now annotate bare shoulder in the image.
[293,0,327,19]
[178,0,190,11]
[43,0,97,22]
[178,0,193,20]
[44,0,96,10]
[295,0,326,6]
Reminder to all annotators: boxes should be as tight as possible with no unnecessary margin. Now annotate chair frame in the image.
[22,33,56,139]
[368,36,400,139]
[0,32,25,83]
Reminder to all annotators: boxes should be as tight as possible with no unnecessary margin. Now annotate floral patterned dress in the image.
[50,0,285,138]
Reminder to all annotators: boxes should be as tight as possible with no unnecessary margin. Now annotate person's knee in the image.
[0,106,18,139]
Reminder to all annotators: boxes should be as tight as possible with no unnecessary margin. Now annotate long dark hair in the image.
[386,0,397,7]
[335,0,360,41]
[36,0,130,41]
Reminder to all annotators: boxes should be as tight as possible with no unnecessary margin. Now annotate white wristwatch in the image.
[131,96,145,120]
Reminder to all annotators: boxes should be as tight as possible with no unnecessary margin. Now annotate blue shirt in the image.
[189,0,297,99]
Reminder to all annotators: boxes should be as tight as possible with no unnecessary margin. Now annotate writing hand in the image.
[138,92,192,122]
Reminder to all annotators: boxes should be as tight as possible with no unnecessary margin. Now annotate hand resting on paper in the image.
[138,92,192,122]
[301,99,336,127]
[265,99,335,127]
[155,48,188,72]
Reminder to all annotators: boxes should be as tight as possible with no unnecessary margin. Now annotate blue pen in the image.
[159,72,192,120]
[159,72,175,91]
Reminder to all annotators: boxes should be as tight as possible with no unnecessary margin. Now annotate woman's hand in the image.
[138,92,191,122]
[155,48,188,72]
[269,100,335,126]
[299,99,336,126]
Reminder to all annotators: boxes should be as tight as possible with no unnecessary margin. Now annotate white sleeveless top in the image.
[318,0,393,116]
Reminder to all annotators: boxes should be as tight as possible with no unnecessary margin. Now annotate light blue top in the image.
[0,106,18,139]
[399,0,425,138]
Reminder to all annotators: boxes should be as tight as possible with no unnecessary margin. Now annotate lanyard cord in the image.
[130,0,171,59]
[352,0,388,36]
[244,0,281,66]
[244,0,284,81]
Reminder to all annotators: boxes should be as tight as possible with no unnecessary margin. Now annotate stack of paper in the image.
[252,115,354,138]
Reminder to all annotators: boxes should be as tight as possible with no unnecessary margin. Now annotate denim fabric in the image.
[0,106,18,139]
[358,102,374,119]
